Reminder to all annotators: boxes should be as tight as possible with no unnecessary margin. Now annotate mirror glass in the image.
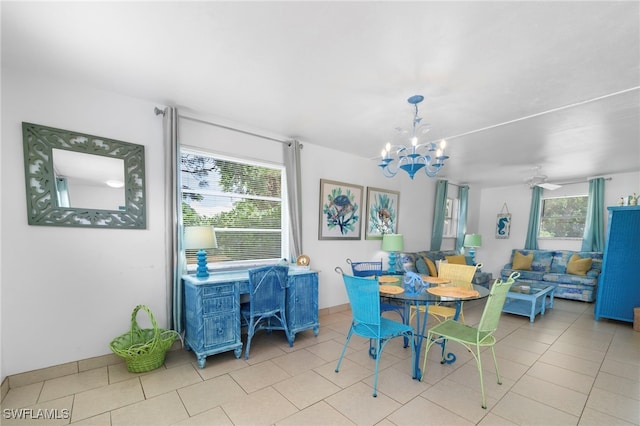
[52,149,126,210]
[22,122,146,229]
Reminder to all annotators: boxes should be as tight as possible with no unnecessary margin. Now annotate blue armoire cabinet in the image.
[594,206,640,322]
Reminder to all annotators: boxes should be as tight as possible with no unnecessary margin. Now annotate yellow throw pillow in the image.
[512,251,534,270]
[422,256,438,276]
[445,255,466,265]
[567,253,592,275]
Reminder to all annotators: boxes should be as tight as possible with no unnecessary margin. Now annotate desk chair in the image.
[334,268,415,397]
[421,271,520,409]
[241,265,292,360]
[410,262,482,324]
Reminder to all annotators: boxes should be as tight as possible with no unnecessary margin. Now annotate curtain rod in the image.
[155,106,293,146]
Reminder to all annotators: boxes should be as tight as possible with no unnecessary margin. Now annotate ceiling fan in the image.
[525,166,562,190]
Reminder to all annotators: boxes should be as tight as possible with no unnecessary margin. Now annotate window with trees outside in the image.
[180,148,287,267]
[443,197,459,238]
[539,195,588,238]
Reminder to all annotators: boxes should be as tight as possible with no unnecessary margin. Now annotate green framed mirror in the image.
[22,122,146,229]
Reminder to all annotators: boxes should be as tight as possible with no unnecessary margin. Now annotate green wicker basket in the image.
[109,305,179,373]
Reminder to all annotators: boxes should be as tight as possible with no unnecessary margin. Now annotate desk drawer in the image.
[203,284,234,296]
[203,295,235,313]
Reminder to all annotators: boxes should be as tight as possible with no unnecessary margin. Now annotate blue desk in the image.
[183,269,319,368]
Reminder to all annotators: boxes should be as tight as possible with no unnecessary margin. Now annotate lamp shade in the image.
[381,234,404,252]
[184,226,218,250]
[463,234,482,248]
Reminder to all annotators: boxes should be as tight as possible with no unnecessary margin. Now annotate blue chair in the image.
[241,265,292,360]
[421,271,520,408]
[335,269,415,397]
[346,258,405,321]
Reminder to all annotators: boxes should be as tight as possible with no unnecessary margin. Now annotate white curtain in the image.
[283,140,303,260]
[161,106,186,332]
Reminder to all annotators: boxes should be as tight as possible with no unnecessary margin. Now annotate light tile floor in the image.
[2,298,639,425]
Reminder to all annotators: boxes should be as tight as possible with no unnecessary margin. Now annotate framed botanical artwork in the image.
[365,187,400,240]
[318,179,363,240]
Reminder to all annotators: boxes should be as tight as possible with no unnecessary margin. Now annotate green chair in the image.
[334,268,415,397]
[420,271,520,408]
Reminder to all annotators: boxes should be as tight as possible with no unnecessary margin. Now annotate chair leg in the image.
[475,345,487,409]
[335,328,354,373]
[244,320,255,360]
[490,346,502,385]
[372,339,381,397]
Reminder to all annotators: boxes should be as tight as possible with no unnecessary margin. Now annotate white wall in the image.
[1,70,439,379]
[1,68,167,379]
[475,171,640,279]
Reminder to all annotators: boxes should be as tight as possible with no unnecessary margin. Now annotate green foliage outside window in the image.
[539,196,588,238]
[181,150,283,263]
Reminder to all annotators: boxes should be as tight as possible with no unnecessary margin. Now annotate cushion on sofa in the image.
[566,253,592,275]
[501,268,545,282]
[542,272,598,287]
[512,251,534,270]
[445,254,466,265]
[423,256,437,276]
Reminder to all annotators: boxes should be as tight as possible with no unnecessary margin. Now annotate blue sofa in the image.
[500,249,603,302]
[399,249,493,288]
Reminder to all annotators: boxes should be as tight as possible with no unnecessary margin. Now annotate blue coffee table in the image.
[502,284,555,322]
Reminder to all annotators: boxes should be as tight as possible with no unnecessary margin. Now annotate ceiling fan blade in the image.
[538,182,562,190]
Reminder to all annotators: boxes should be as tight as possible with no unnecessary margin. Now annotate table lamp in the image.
[381,233,404,274]
[184,226,218,278]
[463,233,482,265]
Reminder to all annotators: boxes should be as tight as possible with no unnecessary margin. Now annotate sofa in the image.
[500,249,603,302]
[399,249,493,288]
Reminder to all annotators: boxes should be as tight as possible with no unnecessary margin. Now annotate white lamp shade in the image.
[463,234,482,248]
[184,226,218,250]
[381,234,404,252]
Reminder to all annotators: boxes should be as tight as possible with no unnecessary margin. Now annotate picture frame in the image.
[365,187,400,240]
[318,179,363,240]
[496,213,511,239]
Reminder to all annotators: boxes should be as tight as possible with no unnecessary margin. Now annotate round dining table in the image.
[380,278,490,380]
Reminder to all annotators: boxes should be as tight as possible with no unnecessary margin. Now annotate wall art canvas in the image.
[318,179,363,240]
[496,213,511,239]
[365,187,400,240]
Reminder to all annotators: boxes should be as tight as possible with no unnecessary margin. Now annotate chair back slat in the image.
[477,272,520,333]
[342,274,381,326]
[438,263,480,284]
[248,266,288,315]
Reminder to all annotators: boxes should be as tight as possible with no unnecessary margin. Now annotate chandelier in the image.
[379,95,449,179]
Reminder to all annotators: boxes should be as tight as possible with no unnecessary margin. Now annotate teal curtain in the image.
[524,186,542,249]
[582,177,605,251]
[456,185,469,252]
[431,180,448,250]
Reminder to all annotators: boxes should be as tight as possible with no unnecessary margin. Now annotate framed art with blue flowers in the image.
[318,179,363,240]
[365,187,400,240]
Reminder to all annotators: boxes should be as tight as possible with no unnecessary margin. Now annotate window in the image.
[443,197,459,238]
[539,195,588,238]
[180,148,287,267]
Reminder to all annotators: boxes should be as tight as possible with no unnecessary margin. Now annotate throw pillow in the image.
[512,251,534,270]
[445,255,466,265]
[567,253,592,275]
[420,256,438,276]
[415,257,429,275]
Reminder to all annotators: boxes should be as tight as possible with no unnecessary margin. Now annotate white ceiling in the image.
[3,1,639,188]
